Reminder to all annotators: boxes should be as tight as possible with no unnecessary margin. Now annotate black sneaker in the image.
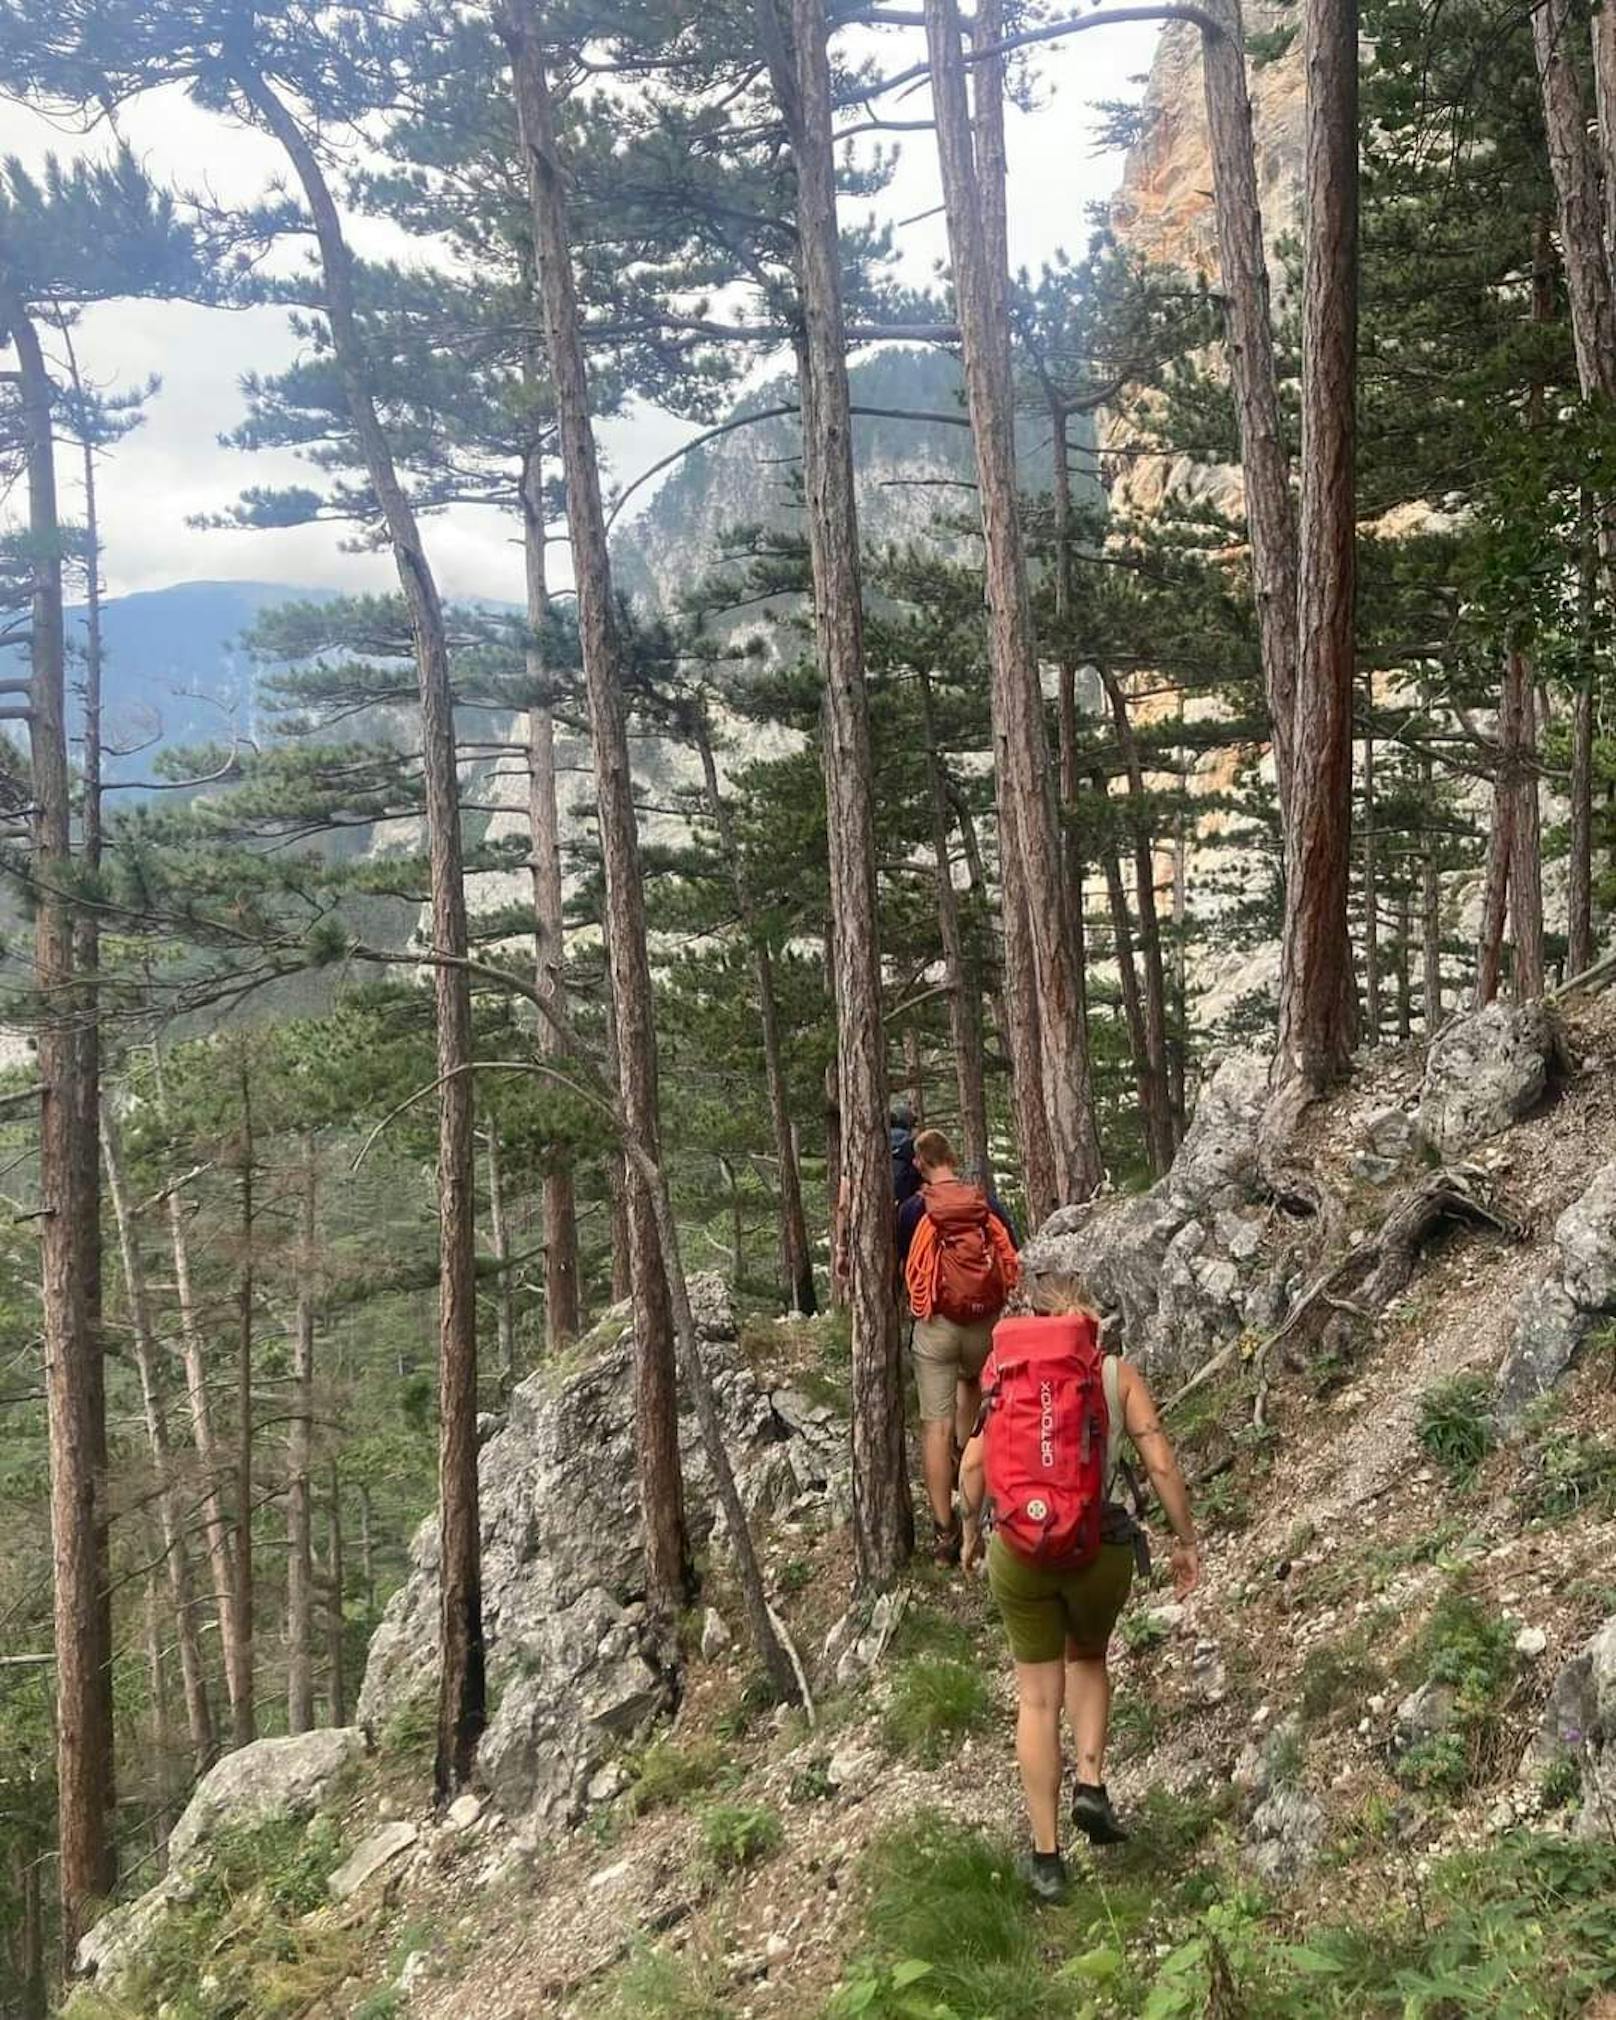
[1071,1783,1129,1846]
[1016,1849,1070,1905]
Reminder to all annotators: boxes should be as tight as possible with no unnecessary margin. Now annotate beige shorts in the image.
[912,1313,994,1421]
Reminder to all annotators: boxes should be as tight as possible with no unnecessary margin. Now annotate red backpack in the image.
[982,1313,1109,1569]
[920,1178,1007,1323]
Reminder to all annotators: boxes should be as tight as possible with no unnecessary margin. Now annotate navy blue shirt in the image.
[897,1184,1020,1268]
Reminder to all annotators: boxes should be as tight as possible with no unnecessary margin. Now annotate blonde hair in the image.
[912,1127,955,1171]
[1027,1268,1100,1320]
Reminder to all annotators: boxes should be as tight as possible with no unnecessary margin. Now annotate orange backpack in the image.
[909,1177,1011,1323]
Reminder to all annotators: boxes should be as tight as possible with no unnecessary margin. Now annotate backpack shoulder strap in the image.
[1102,1354,1125,1491]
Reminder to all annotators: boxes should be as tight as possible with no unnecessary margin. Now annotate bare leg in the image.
[1014,1660,1066,1854]
[921,1419,957,1531]
[954,1373,982,1454]
[1063,1647,1111,1785]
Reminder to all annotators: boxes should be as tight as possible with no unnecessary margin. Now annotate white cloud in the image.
[0,22,1159,605]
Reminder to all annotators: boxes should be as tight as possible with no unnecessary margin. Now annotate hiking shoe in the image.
[1016,1849,1070,1905]
[1071,1782,1129,1846]
[931,1518,962,1566]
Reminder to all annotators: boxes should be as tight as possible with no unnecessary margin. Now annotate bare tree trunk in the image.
[505,4,693,1619]
[1593,0,1616,264]
[286,1137,317,1736]
[1170,695,1190,1125]
[142,1551,177,1842]
[1476,734,1515,1008]
[1508,653,1546,1000]
[156,1040,244,1736]
[485,1125,517,1396]
[1201,0,1301,814]
[358,1485,375,1618]
[232,1045,256,1752]
[1362,671,1381,1042]
[520,441,582,1348]
[1534,0,1616,406]
[917,666,991,1182]
[235,64,484,1799]
[325,1462,347,1728]
[62,330,114,1887]
[1395,892,1414,1039]
[3,276,107,1951]
[14,1832,46,2020]
[103,1102,214,1774]
[755,0,911,1586]
[1002,876,1059,1225]
[1273,0,1359,1109]
[925,0,1101,1202]
[1098,667,1176,1168]
[824,1058,846,1312]
[1091,773,1159,1162]
[602,986,634,1304]
[1571,493,1597,977]
[693,719,816,1315]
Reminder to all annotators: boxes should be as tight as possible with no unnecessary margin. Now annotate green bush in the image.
[625,1736,729,1815]
[1539,1748,1582,1812]
[881,1656,991,1764]
[1416,1374,1496,1483]
[1520,1430,1616,1522]
[1395,1589,1515,1795]
[700,1801,782,1874]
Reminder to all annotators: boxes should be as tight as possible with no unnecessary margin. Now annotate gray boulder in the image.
[1419,1002,1562,1157]
[1556,1159,1616,1312]
[1497,1158,1616,1422]
[1527,1615,1616,1836]
[1245,1786,1326,1885]
[1497,1277,1587,1422]
[168,1728,365,1868]
[1024,1052,1270,1378]
[358,1276,847,1834]
[77,1728,365,1984]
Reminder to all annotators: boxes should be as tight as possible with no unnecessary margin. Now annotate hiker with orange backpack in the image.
[958,1269,1200,1902]
[896,1128,1021,1562]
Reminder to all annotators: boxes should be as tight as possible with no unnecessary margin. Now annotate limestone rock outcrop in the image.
[357,1276,847,1832]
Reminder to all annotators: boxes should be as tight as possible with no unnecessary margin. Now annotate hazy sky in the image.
[0,21,1160,604]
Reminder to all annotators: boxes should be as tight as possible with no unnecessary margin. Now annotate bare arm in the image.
[1119,1362,1201,1595]
[959,1433,986,1568]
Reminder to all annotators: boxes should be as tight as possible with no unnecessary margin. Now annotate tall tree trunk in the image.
[916,667,991,1182]
[1091,769,1159,1162]
[14,1831,46,2020]
[235,66,484,1799]
[902,1027,925,1127]
[504,5,693,1619]
[1419,722,1444,1028]
[755,0,910,1586]
[156,1041,245,1734]
[1508,653,1546,999]
[485,1125,517,1396]
[1170,693,1190,1125]
[1593,0,1616,264]
[1570,492,1597,977]
[286,1137,317,1736]
[1097,667,1177,1168]
[1050,404,1090,970]
[1534,0,1616,406]
[232,1045,256,1751]
[141,1549,177,1844]
[358,1485,375,1619]
[1273,0,1359,1109]
[63,332,114,1889]
[520,440,582,1348]
[602,986,633,1304]
[693,719,816,1314]
[325,1462,347,1728]
[1361,671,1381,1042]
[103,1102,214,1774]
[925,0,1101,1202]
[1394,892,1414,1040]
[1476,740,1515,1008]
[2,276,107,1951]
[1200,0,1301,816]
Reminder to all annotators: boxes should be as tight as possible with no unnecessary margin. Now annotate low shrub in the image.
[625,1737,729,1815]
[1416,1374,1496,1484]
[700,1801,782,1874]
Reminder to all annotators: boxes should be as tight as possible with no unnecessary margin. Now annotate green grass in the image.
[828,1814,1616,2019]
[625,1736,732,1816]
[699,1801,782,1874]
[881,1655,992,1764]
[580,1942,729,2020]
[1518,1428,1616,1522]
[1297,1636,1384,1729]
[1416,1374,1496,1484]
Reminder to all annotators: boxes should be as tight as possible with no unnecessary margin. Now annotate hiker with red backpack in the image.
[897,1129,1020,1562]
[958,1268,1200,1903]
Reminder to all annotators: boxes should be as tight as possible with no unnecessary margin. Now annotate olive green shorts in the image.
[912,1313,994,1421]
[987,1534,1135,1665]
